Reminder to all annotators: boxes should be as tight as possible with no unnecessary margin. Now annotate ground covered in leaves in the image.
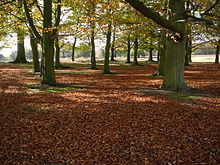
[0,62,219,164]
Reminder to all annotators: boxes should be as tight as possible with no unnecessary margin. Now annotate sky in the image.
[0,34,31,57]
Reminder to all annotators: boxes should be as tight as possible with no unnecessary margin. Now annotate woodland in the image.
[0,0,220,164]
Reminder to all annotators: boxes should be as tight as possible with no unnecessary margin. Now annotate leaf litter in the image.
[0,62,219,164]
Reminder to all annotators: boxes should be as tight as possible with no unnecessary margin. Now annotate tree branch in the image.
[0,0,16,6]
[23,0,42,41]
[124,0,184,34]
[202,0,220,16]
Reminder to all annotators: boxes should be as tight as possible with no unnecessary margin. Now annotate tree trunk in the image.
[148,48,154,62]
[111,24,116,61]
[30,35,40,72]
[72,37,77,61]
[189,39,192,62]
[103,22,111,74]
[14,32,27,63]
[215,43,219,64]
[185,25,192,66]
[157,49,160,63]
[41,0,56,85]
[55,37,62,68]
[126,34,131,63]
[161,0,187,91]
[155,33,166,76]
[91,29,97,69]
[133,37,139,65]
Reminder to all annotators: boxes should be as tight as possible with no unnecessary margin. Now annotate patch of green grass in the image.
[27,107,50,114]
[101,72,118,76]
[25,83,94,93]
[140,88,213,103]
[168,93,193,101]
[42,86,74,93]
[27,108,38,114]
[24,72,40,75]
[1,106,14,111]
[56,71,87,75]
[145,75,164,79]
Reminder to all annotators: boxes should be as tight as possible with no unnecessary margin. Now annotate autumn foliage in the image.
[0,62,219,164]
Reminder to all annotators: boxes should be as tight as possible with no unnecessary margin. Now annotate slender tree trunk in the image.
[148,48,154,62]
[91,29,97,69]
[126,34,131,63]
[161,0,187,91]
[41,0,56,85]
[215,43,219,64]
[157,49,160,63]
[189,39,192,62]
[133,37,139,65]
[103,22,111,74]
[72,37,77,61]
[14,32,27,63]
[155,33,166,76]
[30,35,40,72]
[55,37,62,68]
[185,25,192,66]
[111,24,116,61]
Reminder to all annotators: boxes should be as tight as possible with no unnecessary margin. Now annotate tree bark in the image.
[111,24,116,61]
[185,25,192,66]
[14,32,27,63]
[90,29,97,69]
[103,22,111,74]
[71,37,77,61]
[148,48,154,62]
[161,0,187,91]
[215,42,219,64]
[30,35,40,72]
[126,34,131,63]
[155,33,166,76]
[55,37,62,68]
[133,37,139,65]
[41,0,56,85]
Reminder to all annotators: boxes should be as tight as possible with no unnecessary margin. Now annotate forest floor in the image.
[0,61,219,164]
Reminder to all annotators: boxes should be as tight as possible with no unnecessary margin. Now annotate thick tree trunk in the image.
[72,37,77,62]
[55,37,62,68]
[103,23,111,74]
[133,37,139,65]
[215,43,219,64]
[30,35,40,72]
[14,32,27,63]
[126,34,131,63]
[148,48,154,62]
[41,0,56,85]
[161,0,187,91]
[90,29,97,69]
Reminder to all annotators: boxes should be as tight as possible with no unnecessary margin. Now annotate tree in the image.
[215,40,219,64]
[30,34,40,72]
[23,0,62,85]
[124,0,217,91]
[133,37,140,65]
[14,32,27,63]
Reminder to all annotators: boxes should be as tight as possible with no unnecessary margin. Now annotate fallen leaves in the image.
[0,62,220,164]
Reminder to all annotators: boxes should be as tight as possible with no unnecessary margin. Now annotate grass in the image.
[55,71,87,75]
[27,107,50,114]
[101,72,118,76]
[145,74,164,79]
[26,83,94,93]
[140,88,213,103]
